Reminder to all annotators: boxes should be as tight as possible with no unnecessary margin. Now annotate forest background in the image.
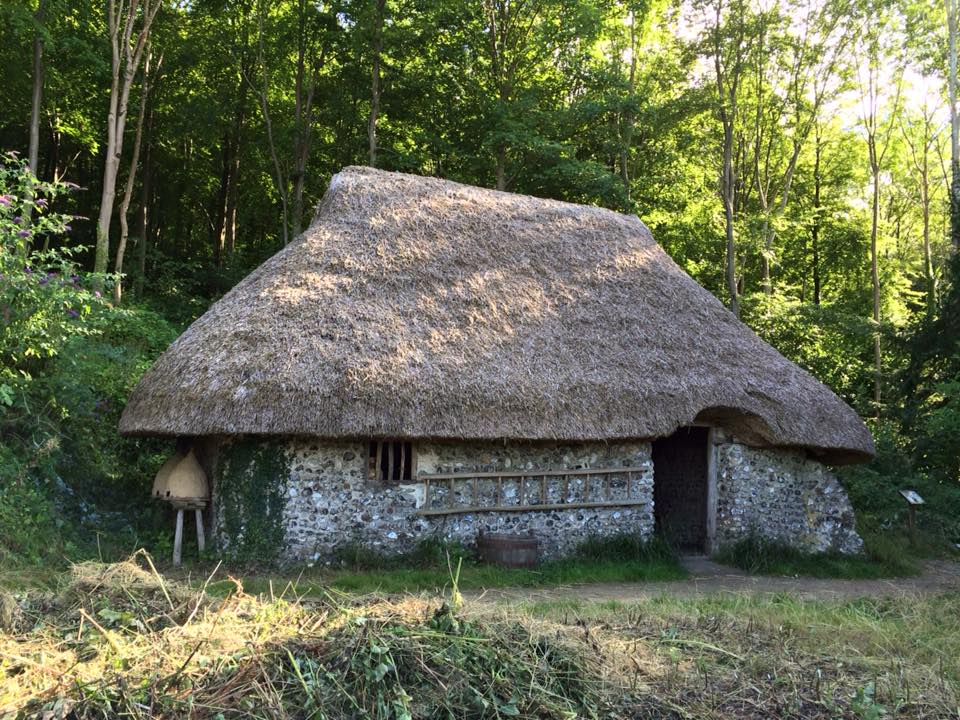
[1,0,958,564]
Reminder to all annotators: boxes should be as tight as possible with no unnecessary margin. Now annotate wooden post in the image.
[519,476,525,506]
[195,508,206,553]
[541,475,547,504]
[705,428,719,554]
[173,508,184,566]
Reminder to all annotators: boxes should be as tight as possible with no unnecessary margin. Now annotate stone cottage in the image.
[120,167,874,561]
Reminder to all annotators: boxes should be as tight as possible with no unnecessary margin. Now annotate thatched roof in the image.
[120,167,874,463]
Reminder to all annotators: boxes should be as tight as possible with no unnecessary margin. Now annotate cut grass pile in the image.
[209,534,687,596]
[713,533,922,579]
[3,554,959,718]
[0,554,629,719]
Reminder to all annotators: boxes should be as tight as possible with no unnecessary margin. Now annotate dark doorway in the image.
[652,426,709,552]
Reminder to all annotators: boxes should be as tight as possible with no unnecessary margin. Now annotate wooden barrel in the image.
[477,532,539,568]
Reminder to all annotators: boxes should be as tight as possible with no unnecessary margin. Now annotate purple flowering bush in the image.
[1,153,179,565]
[0,152,110,409]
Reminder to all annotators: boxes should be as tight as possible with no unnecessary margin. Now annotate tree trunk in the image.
[134,109,152,299]
[495,144,506,191]
[760,215,772,295]
[21,0,45,236]
[619,10,638,199]
[870,151,882,409]
[114,46,152,305]
[722,118,739,318]
[28,1,45,179]
[95,0,162,282]
[222,66,248,262]
[811,133,822,305]
[368,0,385,167]
[948,0,960,249]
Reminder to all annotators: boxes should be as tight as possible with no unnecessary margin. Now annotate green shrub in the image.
[714,534,918,578]
[571,532,679,563]
[0,155,181,567]
[839,422,960,547]
[216,441,289,563]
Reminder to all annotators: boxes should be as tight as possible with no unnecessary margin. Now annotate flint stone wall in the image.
[280,440,655,561]
[211,433,863,561]
[714,439,863,554]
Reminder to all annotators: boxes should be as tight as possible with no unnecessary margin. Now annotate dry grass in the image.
[1,554,622,719]
[2,555,957,718]
[514,593,960,718]
[120,166,872,463]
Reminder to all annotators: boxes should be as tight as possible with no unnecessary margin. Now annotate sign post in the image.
[899,489,925,542]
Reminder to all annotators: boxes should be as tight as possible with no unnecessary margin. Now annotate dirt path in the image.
[471,557,960,604]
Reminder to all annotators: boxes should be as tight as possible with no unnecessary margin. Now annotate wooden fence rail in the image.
[415,466,647,516]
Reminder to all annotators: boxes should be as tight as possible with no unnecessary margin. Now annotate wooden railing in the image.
[416,467,648,516]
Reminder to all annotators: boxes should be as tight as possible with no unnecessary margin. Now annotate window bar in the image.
[424,475,431,509]
[473,476,479,507]
[584,474,591,503]
[519,476,525,507]
[387,443,396,482]
[374,441,382,482]
[541,474,547,504]
[448,477,454,507]
[496,476,503,506]
[399,443,406,481]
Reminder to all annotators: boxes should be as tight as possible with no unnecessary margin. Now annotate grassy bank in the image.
[2,556,957,718]
[208,535,687,596]
[713,533,928,579]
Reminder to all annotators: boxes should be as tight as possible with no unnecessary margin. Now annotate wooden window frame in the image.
[368,440,417,484]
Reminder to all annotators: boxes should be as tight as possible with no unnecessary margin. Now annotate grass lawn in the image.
[194,534,688,596]
[205,553,687,596]
[713,532,929,579]
[507,590,960,716]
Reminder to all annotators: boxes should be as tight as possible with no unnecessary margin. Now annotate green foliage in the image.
[0,0,958,571]
[714,534,919,579]
[0,153,109,414]
[0,440,74,566]
[0,152,181,567]
[741,292,878,413]
[333,536,473,571]
[839,422,960,546]
[216,441,289,563]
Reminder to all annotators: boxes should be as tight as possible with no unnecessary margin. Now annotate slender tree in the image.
[368,0,385,167]
[853,1,902,410]
[900,100,945,316]
[947,0,960,248]
[703,0,754,317]
[28,1,45,181]
[751,0,848,295]
[94,0,163,279]
[113,45,156,305]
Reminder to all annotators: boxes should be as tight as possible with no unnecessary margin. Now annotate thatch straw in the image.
[120,167,873,463]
